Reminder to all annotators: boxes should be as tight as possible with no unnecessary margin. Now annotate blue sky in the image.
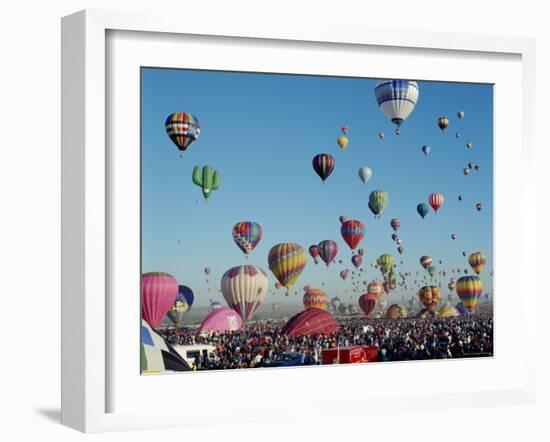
[141,68,493,307]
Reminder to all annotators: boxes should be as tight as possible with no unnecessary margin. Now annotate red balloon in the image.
[340,219,365,250]
[358,293,376,316]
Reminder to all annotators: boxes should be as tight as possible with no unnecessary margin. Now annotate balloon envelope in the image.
[221,265,268,321]
[281,308,339,337]
[198,307,244,334]
[374,80,419,134]
[141,272,179,328]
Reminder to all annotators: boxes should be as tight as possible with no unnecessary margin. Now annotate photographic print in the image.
[140,69,493,373]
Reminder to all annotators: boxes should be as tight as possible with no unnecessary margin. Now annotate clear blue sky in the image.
[141,68,493,307]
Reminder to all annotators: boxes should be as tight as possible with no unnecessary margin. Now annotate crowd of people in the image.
[157,310,493,371]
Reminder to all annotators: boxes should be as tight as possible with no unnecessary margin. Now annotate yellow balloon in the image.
[337,135,349,150]
[268,243,307,290]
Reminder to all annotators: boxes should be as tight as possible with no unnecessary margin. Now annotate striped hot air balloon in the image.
[317,240,338,267]
[428,193,444,212]
[417,285,442,310]
[456,275,483,312]
[303,288,329,310]
[232,221,262,255]
[312,153,335,183]
[165,112,201,153]
[390,218,401,231]
[221,265,268,321]
[468,251,487,274]
[374,80,419,135]
[340,219,365,250]
[268,243,307,290]
[141,272,179,328]
[420,255,433,270]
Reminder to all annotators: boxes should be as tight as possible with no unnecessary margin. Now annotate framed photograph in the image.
[62,9,537,433]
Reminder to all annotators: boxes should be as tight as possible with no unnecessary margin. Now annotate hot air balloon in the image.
[312,153,335,183]
[457,111,465,120]
[437,116,449,132]
[275,281,282,290]
[476,203,483,211]
[397,245,404,255]
[455,132,460,138]
[141,272,179,328]
[198,307,243,334]
[456,275,483,312]
[463,167,471,176]
[268,243,307,290]
[303,288,329,310]
[420,255,432,270]
[192,165,220,200]
[374,80,419,135]
[340,219,365,250]
[462,251,467,257]
[451,233,456,240]
[417,203,430,219]
[466,141,473,149]
[308,245,320,264]
[337,136,349,150]
[437,301,459,318]
[458,195,463,201]
[232,221,262,256]
[417,285,441,311]
[341,126,348,134]
[427,266,437,279]
[455,302,469,315]
[428,193,444,212]
[165,112,201,154]
[358,293,376,316]
[378,131,385,139]
[221,265,268,321]
[367,280,384,301]
[330,296,342,312]
[422,145,431,156]
[166,285,195,327]
[390,218,401,231]
[281,309,339,337]
[386,304,408,319]
[340,269,350,281]
[468,251,487,274]
[358,167,373,185]
[368,190,388,217]
[210,300,223,311]
[339,215,348,224]
[351,254,362,268]
[448,280,456,292]
[317,240,338,267]
[388,268,397,290]
[377,254,394,274]
[358,248,365,256]
[204,267,211,275]
[141,320,190,373]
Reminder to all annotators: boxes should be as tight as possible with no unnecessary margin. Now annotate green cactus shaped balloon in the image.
[192,165,220,201]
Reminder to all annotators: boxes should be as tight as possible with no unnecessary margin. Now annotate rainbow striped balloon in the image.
[468,251,487,275]
[456,275,483,311]
[268,243,307,290]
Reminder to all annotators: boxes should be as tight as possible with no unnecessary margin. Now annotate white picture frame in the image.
[61,9,538,433]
